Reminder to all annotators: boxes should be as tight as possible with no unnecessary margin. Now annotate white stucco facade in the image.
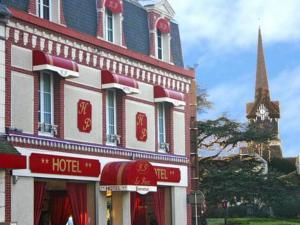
[172,187,187,225]
[73,65,101,89]
[11,71,34,133]
[11,176,34,225]
[173,111,185,155]
[11,45,32,71]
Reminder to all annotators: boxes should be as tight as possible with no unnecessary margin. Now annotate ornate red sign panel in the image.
[30,153,101,177]
[77,100,92,133]
[156,18,170,33]
[136,113,147,142]
[154,166,181,183]
[105,0,123,14]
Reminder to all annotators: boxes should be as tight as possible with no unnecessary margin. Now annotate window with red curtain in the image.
[50,191,72,225]
[153,188,165,225]
[67,183,88,225]
[34,181,46,225]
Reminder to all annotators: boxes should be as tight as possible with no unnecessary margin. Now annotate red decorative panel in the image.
[156,18,170,33]
[101,160,157,186]
[30,153,101,177]
[154,166,181,183]
[136,112,147,142]
[105,0,123,14]
[77,100,92,133]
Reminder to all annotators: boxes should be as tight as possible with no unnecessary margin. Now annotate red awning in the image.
[101,70,139,94]
[32,50,79,78]
[100,160,157,193]
[105,0,123,13]
[0,153,26,169]
[154,85,185,106]
[156,18,170,33]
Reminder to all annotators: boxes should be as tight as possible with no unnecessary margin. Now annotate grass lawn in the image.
[207,218,300,225]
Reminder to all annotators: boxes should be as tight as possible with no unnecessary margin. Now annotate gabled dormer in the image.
[26,0,66,25]
[141,0,175,63]
[96,0,126,46]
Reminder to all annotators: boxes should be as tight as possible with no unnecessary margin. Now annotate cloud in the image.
[200,72,253,121]
[169,0,300,51]
[270,66,300,156]
[199,65,300,156]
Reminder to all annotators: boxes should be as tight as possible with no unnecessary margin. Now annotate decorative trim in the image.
[8,24,191,93]
[8,8,194,78]
[6,132,189,164]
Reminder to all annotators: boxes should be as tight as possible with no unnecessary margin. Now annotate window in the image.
[38,0,51,20]
[158,103,168,151]
[39,72,55,135]
[106,9,114,43]
[157,29,163,60]
[106,89,118,144]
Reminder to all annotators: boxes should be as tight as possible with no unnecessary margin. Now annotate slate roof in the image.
[63,0,98,36]
[171,22,184,67]
[123,0,150,55]
[2,0,28,12]
[3,0,184,67]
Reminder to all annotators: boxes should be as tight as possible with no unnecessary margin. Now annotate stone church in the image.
[243,29,283,160]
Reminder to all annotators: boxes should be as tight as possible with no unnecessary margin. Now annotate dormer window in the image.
[155,18,171,62]
[106,9,114,43]
[157,29,163,60]
[103,0,123,45]
[38,0,51,20]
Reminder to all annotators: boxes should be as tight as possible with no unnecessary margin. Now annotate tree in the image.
[196,88,275,156]
[198,155,290,217]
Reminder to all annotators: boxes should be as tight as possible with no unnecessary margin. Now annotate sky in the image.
[168,0,300,157]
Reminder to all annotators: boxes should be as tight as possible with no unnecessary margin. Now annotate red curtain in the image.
[67,183,88,225]
[34,182,46,225]
[131,193,146,225]
[153,188,165,225]
[50,191,72,225]
[130,193,138,224]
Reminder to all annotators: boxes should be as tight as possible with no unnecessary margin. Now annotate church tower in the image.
[246,28,283,160]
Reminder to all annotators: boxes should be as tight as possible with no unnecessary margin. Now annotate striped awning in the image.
[154,85,185,106]
[32,50,79,78]
[101,70,139,94]
[100,160,157,193]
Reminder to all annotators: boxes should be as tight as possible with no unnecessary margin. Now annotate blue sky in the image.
[169,0,300,157]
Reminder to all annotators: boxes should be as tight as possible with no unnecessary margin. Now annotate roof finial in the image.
[255,27,270,100]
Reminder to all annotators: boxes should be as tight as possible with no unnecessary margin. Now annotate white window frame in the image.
[105,9,114,43]
[39,71,54,136]
[157,103,167,152]
[157,29,163,60]
[37,0,52,20]
[106,89,117,145]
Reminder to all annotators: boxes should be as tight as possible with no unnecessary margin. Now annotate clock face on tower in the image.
[256,104,269,120]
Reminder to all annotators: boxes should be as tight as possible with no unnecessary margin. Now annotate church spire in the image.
[255,28,270,100]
